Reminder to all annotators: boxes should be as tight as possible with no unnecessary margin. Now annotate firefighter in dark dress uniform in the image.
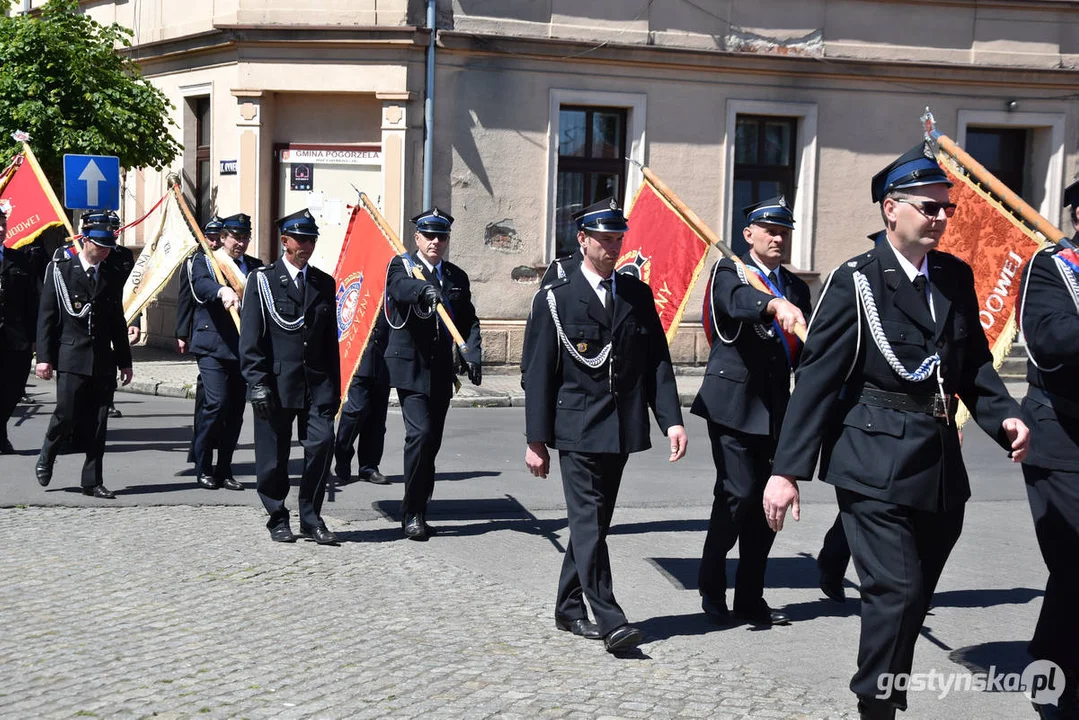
[522,198,688,654]
[692,197,811,627]
[384,208,482,541]
[334,313,391,486]
[190,213,261,491]
[762,144,1030,719]
[35,218,133,497]
[0,205,44,453]
[179,217,223,467]
[239,209,340,545]
[1016,180,1079,719]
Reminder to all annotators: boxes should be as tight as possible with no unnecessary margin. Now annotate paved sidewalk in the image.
[119,346,707,408]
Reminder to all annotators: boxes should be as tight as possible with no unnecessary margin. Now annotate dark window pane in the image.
[197,98,211,148]
[591,112,623,160]
[197,159,212,225]
[731,179,754,255]
[735,119,758,164]
[763,121,792,166]
[556,171,585,256]
[966,128,1027,200]
[589,172,620,203]
[559,110,587,158]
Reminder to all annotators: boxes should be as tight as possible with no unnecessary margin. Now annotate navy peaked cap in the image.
[871,142,952,203]
[573,198,628,233]
[411,207,454,235]
[276,208,319,237]
[744,195,795,229]
[81,210,119,230]
[222,213,252,233]
[203,216,224,234]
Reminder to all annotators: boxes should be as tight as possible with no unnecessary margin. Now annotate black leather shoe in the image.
[603,625,643,653]
[107,405,122,419]
[403,515,427,541]
[301,524,338,545]
[857,697,896,720]
[0,439,14,455]
[35,454,54,487]
[269,523,296,543]
[360,470,391,485]
[422,518,438,537]
[701,595,732,624]
[196,474,220,489]
[820,571,847,603]
[82,485,115,499]
[220,476,244,491]
[555,616,602,639]
[733,601,791,626]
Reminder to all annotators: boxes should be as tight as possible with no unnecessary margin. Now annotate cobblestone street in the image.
[2,506,855,720]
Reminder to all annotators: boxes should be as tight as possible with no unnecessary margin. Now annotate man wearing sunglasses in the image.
[384,207,482,541]
[762,142,1029,719]
[240,209,341,545]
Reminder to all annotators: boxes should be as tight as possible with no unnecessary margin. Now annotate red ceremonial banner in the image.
[0,152,68,249]
[935,154,1044,357]
[621,179,712,340]
[333,202,398,408]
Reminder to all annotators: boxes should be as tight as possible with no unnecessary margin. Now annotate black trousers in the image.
[698,424,776,608]
[193,356,246,479]
[41,371,111,488]
[818,509,852,580]
[1023,463,1079,672]
[0,349,32,444]
[186,374,205,465]
[397,385,452,519]
[253,405,335,531]
[334,373,390,479]
[838,487,964,710]
[556,450,629,636]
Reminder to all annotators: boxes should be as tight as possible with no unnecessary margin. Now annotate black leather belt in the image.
[859,387,955,419]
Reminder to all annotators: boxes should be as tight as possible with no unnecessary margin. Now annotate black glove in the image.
[249,383,276,420]
[465,360,482,386]
[419,283,442,311]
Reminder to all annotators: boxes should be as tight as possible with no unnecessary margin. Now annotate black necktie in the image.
[87,266,97,292]
[912,274,930,310]
[295,271,305,298]
[599,278,614,320]
[767,270,780,295]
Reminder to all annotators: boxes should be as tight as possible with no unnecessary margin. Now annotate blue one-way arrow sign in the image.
[63,154,120,210]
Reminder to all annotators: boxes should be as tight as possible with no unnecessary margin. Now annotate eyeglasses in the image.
[895,198,958,218]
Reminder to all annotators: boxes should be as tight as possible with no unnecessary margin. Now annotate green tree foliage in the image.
[0,0,180,191]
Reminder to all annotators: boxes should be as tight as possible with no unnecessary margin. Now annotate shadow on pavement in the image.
[609,518,708,536]
[949,640,1033,680]
[647,555,834,592]
[117,481,254,495]
[930,587,1042,609]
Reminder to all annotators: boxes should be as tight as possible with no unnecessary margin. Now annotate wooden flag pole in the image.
[639,165,808,342]
[922,110,1071,247]
[358,193,469,354]
[168,177,241,330]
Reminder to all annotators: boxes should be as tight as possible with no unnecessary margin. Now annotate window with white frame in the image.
[547,90,646,262]
[724,100,817,271]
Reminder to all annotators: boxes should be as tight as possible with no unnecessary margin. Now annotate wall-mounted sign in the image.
[280,147,381,166]
[220,160,237,175]
[290,163,313,192]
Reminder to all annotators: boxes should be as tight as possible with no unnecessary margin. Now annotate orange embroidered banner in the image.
[935,152,1044,365]
[0,150,68,249]
[621,175,712,341]
[333,202,397,408]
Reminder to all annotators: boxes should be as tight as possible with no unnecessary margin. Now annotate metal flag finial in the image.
[921,107,940,156]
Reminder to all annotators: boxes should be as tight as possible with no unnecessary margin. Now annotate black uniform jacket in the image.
[690,254,812,435]
[1019,243,1079,471]
[0,245,44,352]
[384,253,482,395]
[772,244,1019,511]
[190,252,263,361]
[238,260,341,412]
[175,252,197,340]
[523,268,683,455]
[355,312,390,383]
[37,255,132,382]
